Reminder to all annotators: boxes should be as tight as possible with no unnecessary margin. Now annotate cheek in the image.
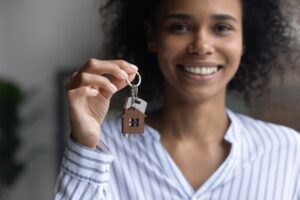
[223,39,243,65]
[156,36,183,80]
[157,38,188,76]
[157,35,187,57]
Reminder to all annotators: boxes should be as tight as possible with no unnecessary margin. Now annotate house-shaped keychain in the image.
[122,97,147,135]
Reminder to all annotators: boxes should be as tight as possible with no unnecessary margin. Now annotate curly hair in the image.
[99,0,296,103]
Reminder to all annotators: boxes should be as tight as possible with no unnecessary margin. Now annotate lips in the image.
[177,63,223,76]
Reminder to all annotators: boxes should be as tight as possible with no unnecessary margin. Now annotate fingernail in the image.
[130,64,138,71]
[90,88,99,96]
[120,69,128,79]
[110,83,118,93]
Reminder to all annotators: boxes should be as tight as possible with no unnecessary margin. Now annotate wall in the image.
[0,1,8,71]
[0,0,101,199]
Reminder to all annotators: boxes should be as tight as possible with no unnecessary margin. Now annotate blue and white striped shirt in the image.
[54,110,300,200]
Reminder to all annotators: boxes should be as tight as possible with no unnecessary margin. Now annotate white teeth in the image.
[183,65,219,75]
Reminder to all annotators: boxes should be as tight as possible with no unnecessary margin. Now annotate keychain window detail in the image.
[129,118,139,127]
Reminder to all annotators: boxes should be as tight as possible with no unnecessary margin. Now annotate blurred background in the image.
[0,0,101,199]
[0,0,299,199]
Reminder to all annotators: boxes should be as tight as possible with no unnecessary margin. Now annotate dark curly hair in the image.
[99,0,296,103]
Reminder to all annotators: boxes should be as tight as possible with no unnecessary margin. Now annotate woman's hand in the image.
[66,59,138,148]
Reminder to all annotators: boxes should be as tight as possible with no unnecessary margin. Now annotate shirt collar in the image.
[145,108,243,145]
[224,109,242,144]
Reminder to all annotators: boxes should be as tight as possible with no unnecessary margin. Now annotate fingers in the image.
[68,86,99,100]
[68,72,118,98]
[81,59,138,80]
[69,59,138,90]
[70,72,117,90]
[110,59,138,74]
[66,59,139,100]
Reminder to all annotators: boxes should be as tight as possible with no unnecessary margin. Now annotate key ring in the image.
[126,71,141,87]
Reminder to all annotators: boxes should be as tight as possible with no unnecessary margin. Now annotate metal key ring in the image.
[126,71,141,87]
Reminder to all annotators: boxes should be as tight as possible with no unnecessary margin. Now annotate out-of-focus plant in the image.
[0,79,25,190]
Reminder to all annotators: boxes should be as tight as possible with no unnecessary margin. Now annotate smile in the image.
[178,64,222,76]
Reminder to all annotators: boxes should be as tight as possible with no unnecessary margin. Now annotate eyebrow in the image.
[160,13,239,23]
[211,14,239,23]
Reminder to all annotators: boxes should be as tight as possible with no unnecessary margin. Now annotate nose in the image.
[187,30,215,55]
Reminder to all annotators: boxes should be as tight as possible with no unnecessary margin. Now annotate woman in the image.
[55,0,300,199]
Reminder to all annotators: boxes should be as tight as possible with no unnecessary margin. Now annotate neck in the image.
[147,91,229,144]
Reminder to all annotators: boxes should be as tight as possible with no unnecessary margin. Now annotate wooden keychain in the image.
[121,71,147,137]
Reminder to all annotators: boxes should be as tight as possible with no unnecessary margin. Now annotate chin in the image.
[167,86,225,105]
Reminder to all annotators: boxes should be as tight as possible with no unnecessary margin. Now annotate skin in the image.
[146,0,243,189]
[67,0,243,191]
[67,59,138,148]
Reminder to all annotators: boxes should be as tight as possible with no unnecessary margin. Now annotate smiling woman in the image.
[149,0,243,104]
[54,0,300,199]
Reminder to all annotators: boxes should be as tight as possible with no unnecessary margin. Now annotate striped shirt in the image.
[54,110,300,200]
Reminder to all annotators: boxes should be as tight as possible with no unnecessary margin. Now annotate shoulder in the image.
[229,110,300,158]
[230,111,300,185]
[233,111,300,142]
[229,109,299,137]
[99,117,128,156]
[100,117,123,142]
[101,117,121,132]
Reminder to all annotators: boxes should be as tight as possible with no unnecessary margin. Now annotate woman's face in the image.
[147,0,243,103]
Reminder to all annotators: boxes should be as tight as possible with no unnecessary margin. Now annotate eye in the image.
[214,24,232,33]
[168,23,191,34]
